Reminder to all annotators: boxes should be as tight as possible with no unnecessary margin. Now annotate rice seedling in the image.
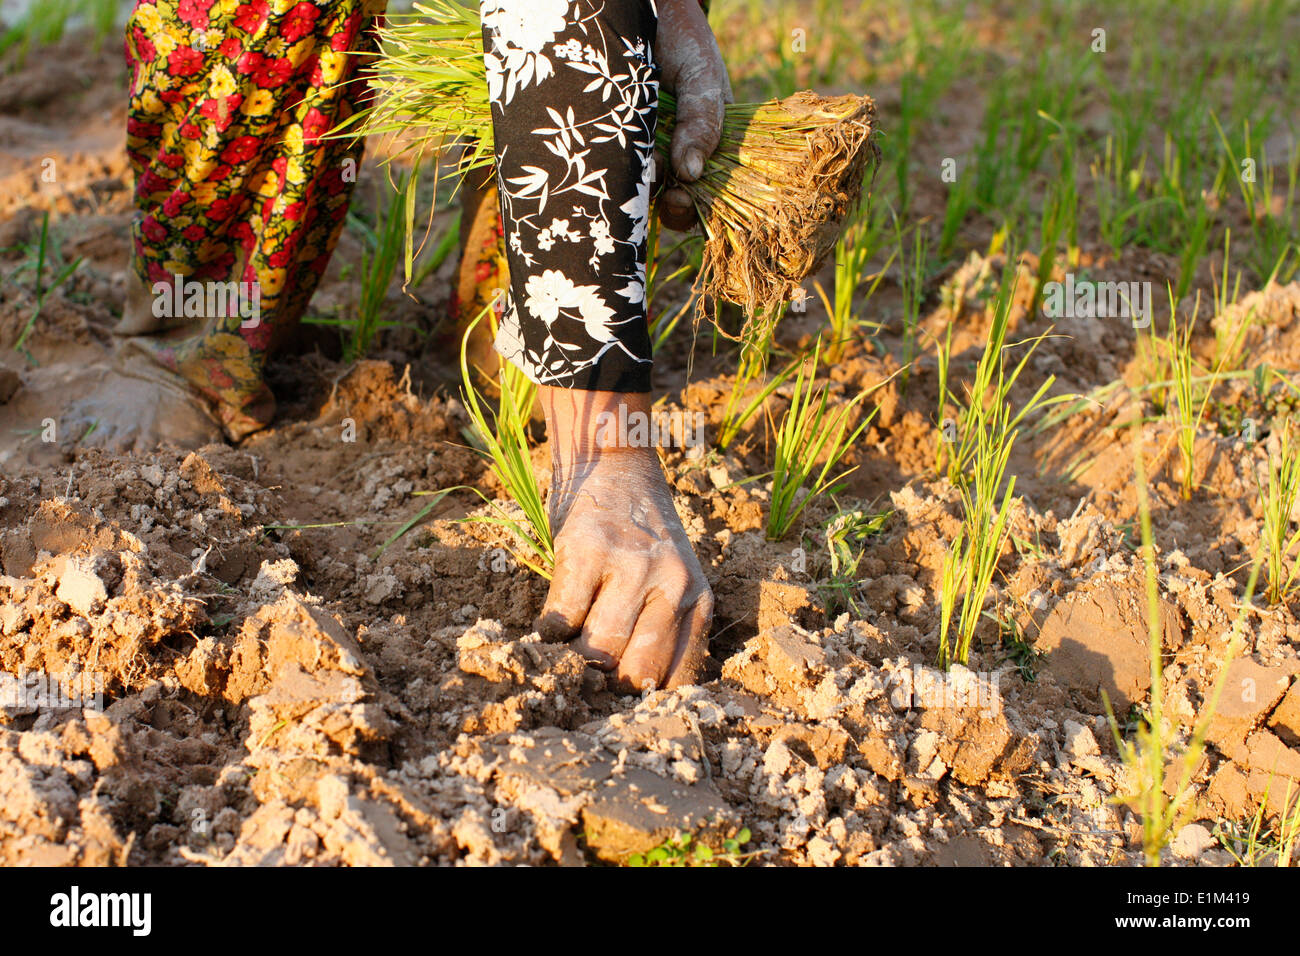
[0,5,56,56]
[1279,786,1300,868]
[1152,126,1218,301]
[1271,243,1300,287]
[1163,287,1231,500]
[342,0,879,321]
[936,385,1019,669]
[1211,113,1260,225]
[765,3,803,99]
[1210,114,1298,279]
[1213,776,1300,867]
[0,0,120,61]
[715,323,794,451]
[1130,313,1172,416]
[1256,418,1300,605]
[1008,55,1086,192]
[931,319,954,477]
[972,84,1010,210]
[1275,139,1300,247]
[766,339,880,542]
[1090,135,1171,257]
[1165,290,1200,500]
[11,211,82,361]
[0,0,72,61]
[646,215,704,355]
[889,10,968,218]
[938,157,976,258]
[373,490,451,559]
[350,173,410,360]
[1105,433,1262,866]
[895,221,927,390]
[456,309,554,578]
[663,89,879,320]
[819,505,890,615]
[936,269,1066,666]
[812,212,892,362]
[305,174,413,361]
[1173,194,1213,304]
[1039,112,1080,269]
[1211,229,1245,321]
[1032,175,1069,315]
[943,268,1058,488]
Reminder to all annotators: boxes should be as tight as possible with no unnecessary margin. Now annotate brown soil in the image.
[2,32,1299,868]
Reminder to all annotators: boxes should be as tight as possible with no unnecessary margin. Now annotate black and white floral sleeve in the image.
[480,0,659,392]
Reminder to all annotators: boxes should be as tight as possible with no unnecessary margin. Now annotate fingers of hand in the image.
[616,579,713,693]
[536,546,601,643]
[572,582,644,670]
[657,186,696,231]
[614,593,683,692]
[664,590,713,690]
[669,90,725,183]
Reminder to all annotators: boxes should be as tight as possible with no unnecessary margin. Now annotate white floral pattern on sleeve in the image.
[482,0,659,391]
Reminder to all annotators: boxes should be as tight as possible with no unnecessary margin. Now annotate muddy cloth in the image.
[123,0,387,439]
[482,0,660,392]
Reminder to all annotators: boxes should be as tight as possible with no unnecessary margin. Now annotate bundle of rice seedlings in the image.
[341,0,879,319]
[663,90,879,318]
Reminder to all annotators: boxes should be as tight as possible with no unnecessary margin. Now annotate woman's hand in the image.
[656,0,733,231]
[536,387,713,691]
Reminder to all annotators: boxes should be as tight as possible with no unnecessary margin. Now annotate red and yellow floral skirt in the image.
[124,0,386,438]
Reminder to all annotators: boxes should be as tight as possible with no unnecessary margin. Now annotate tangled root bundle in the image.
[659,90,879,320]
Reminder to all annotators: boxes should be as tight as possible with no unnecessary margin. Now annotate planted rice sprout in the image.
[938,274,1062,667]
[766,339,881,542]
[1165,290,1199,500]
[1215,775,1300,867]
[897,222,927,390]
[931,318,954,477]
[350,171,410,361]
[943,267,1059,488]
[305,172,419,359]
[12,210,83,359]
[0,0,120,62]
[1106,435,1261,867]
[813,212,891,362]
[716,308,795,450]
[936,380,1019,669]
[342,1,879,319]
[1163,287,1235,500]
[456,308,554,578]
[1256,418,1300,605]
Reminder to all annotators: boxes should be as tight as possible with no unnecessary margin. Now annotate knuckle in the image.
[659,564,691,598]
[551,536,584,564]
